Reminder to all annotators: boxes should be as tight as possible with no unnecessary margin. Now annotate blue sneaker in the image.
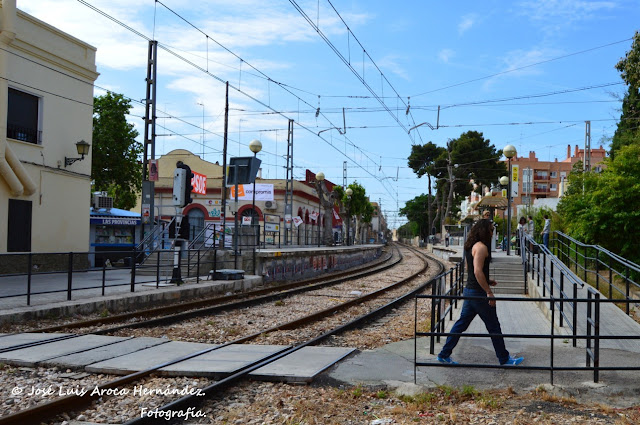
[503,356,524,366]
[437,356,458,365]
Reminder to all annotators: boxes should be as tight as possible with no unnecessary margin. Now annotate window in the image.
[550,183,557,191]
[7,88,40,144]
[550,171,557,178]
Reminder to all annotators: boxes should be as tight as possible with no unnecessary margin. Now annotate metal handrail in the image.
[554,231,639,315]
[136,217,176,252]
[522,232,584,344]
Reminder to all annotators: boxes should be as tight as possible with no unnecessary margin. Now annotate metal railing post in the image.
[608,256,613,299]
[542,251,546,297]
[102,262,106,296]
[130,247,136,292]
[67,252,73,301]
[197,249,201,284]
[625,266,630,315]
[27,253,32,306]
[550,294,555,386]
[595,250,600,291]
[572,284,578,347]
[156,250,161,289]
[559,272,564,327]
[430,280,436,355]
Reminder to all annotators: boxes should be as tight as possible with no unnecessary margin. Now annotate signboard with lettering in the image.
[192,171,207,195]
[90,218,141,226]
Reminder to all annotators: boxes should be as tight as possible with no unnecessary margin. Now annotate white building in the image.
[0,0,98,253]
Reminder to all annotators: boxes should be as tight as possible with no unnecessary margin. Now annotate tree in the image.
[557,142,640,263]
[408,142,445,234]
[92,93,143,209]
[343,182,371,244]
[611,31,640,158]
[399,194,432,240]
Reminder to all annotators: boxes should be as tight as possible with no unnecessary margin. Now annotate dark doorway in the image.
[8,199,32,252]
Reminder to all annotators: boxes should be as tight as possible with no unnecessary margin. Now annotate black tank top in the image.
[465,243,490,291]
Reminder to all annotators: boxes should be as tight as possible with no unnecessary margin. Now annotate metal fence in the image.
[553,231,640,315]
[0,223,262,306]
[415,235,640,384]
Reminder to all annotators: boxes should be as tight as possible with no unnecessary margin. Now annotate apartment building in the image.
[507,144,607,214]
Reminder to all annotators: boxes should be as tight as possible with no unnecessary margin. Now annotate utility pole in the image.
[284,119,294,245]
[584,120,591,172]
[221,82,229,249]
[141,40,158,249]
[343,161,347,189]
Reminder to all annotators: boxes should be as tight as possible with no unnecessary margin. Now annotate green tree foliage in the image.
[398,193,431,239]
[557,142,640,263]
[92,93,143,210]
[408,142,445,231]
[405,131,506,236]
[611,31,640,158]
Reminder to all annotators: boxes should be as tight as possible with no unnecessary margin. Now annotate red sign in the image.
[192,171,207,195]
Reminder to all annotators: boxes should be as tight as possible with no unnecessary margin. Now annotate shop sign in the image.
[90,218,140,225]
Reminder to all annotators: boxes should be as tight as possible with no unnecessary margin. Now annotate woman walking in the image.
[437,219,524,366]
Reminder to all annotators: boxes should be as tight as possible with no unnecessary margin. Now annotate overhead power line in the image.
[411,37,633,97]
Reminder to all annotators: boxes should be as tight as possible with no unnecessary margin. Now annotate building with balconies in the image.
[505,144,607,215]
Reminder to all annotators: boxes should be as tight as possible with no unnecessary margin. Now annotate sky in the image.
[19,0,640,229]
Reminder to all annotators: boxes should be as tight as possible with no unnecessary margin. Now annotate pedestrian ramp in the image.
[0,333,355,383]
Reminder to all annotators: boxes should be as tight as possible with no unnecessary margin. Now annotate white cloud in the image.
[482,47,562,89]
[377,55,410,81]
[438,49,455,63]
[458,14,477,35]
[518,0,617,32]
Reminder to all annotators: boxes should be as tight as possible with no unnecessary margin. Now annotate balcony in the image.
[6,123,41,145]
[533,174,549,181]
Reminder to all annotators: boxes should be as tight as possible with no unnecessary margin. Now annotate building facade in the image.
[505,144,607,215]
[137,150,348,246]
[0,0,99,253]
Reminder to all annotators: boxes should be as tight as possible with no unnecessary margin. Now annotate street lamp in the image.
[249,139,262,226]
[65,140,91,167]
[249,139,261,274]
[345,188,353,246]
[316,172,325,247]
[503,145,517,256]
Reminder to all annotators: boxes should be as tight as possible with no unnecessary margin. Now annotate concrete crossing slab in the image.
[86,341,212,375]
[0,335,130,367]
[0,332,74,351]
[159,344,286,378]
[251,346,356,383]
[41,337,169,369]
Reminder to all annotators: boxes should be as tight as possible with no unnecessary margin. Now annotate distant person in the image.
[528,215,535,240]
[437,219,524,366]
[517,217,526,254]
[445,231,450,247]
[541,215,551,249]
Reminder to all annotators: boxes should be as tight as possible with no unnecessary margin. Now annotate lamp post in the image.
[249,140,261,273]
[345,188,353,246]
[502,145,517,256]
[249,140,262,225]
[316,172,324,247]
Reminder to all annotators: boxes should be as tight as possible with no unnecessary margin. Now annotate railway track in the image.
[25,246,399,335]
[0,244,446,425]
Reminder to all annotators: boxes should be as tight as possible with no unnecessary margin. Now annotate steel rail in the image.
[0,244,438,425]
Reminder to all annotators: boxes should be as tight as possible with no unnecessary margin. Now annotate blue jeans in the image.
[438,288,510,364]
[543,232,549,249]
